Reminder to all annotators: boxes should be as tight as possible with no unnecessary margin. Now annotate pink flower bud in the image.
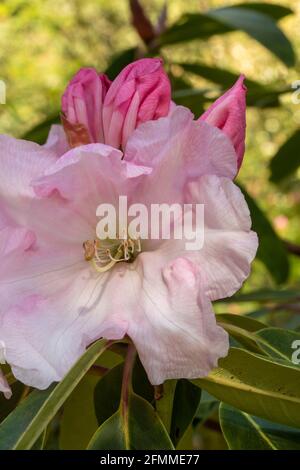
[62,68,111,146]
[103,58,171,149]
[199,75,247,169]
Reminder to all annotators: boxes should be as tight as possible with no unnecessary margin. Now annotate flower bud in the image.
[62,68,110,146]
[199,75,247,169]
[103,58,171,149]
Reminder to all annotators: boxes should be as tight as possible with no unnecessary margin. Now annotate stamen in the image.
[83,236,141,272]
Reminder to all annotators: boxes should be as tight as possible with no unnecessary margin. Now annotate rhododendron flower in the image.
[0,60,257,395]
[199,75,247,168]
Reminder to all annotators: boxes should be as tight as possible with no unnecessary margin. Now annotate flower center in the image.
[83,236,141,272]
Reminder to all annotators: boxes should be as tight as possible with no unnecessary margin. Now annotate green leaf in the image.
[270,130,300,183]
[239,185,289,284]
[105,48,138,80]
[177,62,260,89]
[155,381,176,434]
[0,381,25,424]
[94,359,153,427]
[94,364,123,426]
[59,375,99,450]
[22,114,60,144]
[220,288,299,303]
[217,314,267,353]
[88,392,174,450]
[208,7,295,67]
[255,327,300,365]
[220,403,300,450]
[170,379,201,446]
[217,313,266,332]
[0,339,109,450]
[159,13,229,45]
[192,347,300,428]
[229,3,293,21]
[160,7,295,67]
[195,391,219,425]
[0,385,55,450]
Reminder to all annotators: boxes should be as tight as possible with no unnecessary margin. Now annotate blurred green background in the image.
[0,0,299,307]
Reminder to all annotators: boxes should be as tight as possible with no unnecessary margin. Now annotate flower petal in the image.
[0,264,128,389]
[44,124,69,157]
[0,134,58,225]
[124,106,237,204]
[155,175,258,301]
[126,255,229,384]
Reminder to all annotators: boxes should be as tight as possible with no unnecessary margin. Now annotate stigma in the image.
[83,236,141,273]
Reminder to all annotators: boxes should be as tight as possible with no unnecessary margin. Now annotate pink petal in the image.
[0,134,58,226]
[157,175,258,301]
[126,255,229,384]
[44,125,69,157]
[199,76,247,169]
[124,106,237,205]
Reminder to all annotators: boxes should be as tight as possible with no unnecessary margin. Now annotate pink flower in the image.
[0,100,257,391]
[102,58,171,148]
[199,75,247,169]
[62,68,111,146]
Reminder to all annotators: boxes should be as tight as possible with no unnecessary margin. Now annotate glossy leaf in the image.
[220,403,300,450]
[160,7,295,67]
[239,184,289,284]
[229,3,293,21]
[220,288,300,303]
[60,375,99,450]
[94,359,153,427]
[177,62,261,89]
[0,339,109,450]
[217,314,267,353]
[88,392,174,450]
[170,379,201,446]
[255,327,300,365]
[217,313,266,332]
[270,130,300,183]
[192,347,300,428]
[0,386,55,450]
[208,7,295,67]
[0,381,25,424]
[195,391,219,425]
[94,364,123,426]
[155,380,176,433]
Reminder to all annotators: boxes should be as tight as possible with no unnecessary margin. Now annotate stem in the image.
[120,343,136,450]
[121,343,136,405]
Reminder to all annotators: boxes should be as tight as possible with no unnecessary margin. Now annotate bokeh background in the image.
[0,0,300,449]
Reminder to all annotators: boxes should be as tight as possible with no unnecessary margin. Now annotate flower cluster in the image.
[0,58,257,397]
